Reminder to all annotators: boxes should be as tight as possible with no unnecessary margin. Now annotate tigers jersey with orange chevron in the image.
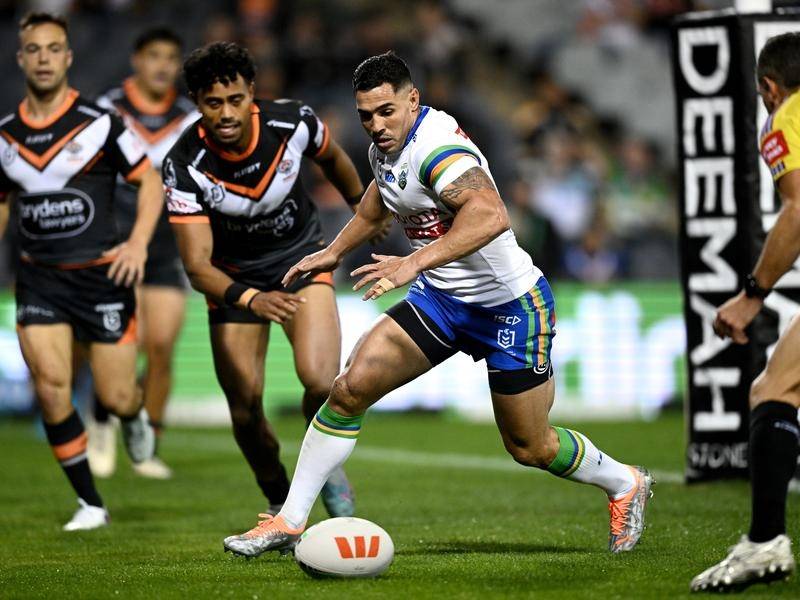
[368,106,539,306]
[760,89,800,181]
[97,79,198,172]
[0,89,150,266]
[163,99,329,273]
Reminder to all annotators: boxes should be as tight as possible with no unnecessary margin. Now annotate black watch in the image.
[744,274,771,300]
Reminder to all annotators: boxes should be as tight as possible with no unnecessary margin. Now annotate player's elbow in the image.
[480,194,510,238]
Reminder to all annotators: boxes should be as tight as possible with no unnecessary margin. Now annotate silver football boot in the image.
[608,466,655,553]
[223,514,303,558]
[691,534,795,592]
[120,409,156,464]
[321,466,355,517]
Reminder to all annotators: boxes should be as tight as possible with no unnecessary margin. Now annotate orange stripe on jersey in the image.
[198,104,261,162]
[124,78,177,116]
[51,431,88,461]
[2,121,91,170]
[19,89,80,129]
[204,136,288,200]
[169,215,210,224]
[80,150,105,174]
[20,253,116,270]
[314,122,330,157]
[125,157,152,183]
[120,108,189,145]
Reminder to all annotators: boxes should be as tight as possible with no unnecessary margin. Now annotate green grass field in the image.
[1,411,798,599]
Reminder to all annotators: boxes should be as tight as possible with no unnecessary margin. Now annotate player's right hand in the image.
[713,290,762,345]
[248,291,306,324]
[281,248,341,287]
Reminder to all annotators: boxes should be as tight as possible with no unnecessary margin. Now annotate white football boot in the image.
[691,534,795,592]
[120,409,156,464]
[132,456,173,479]
[86,419,117,478]
[63,498,109,532]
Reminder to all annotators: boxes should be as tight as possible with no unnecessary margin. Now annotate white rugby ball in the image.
[294,517,394,578]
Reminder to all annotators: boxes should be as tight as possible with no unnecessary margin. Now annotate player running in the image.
[164,42,366,522]
[87,27,198,480]
[691,32,800,593]
[0,12,162,530]
[223,51,654,558]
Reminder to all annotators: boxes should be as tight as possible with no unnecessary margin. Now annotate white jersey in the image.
[368,106,540,306]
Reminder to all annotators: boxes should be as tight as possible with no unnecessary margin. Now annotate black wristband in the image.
[744,274,771,299]
[345,191,364,206]
[224,282,250,306]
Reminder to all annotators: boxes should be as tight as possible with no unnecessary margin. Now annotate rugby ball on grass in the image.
[294,517,394,578]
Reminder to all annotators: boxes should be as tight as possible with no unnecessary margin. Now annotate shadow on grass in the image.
[398,540,587,556]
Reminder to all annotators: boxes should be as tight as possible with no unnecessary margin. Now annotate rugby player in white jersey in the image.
[222,51,654,558]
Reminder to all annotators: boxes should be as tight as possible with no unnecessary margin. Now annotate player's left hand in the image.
[351,253,418,300]
[105,239,147,287]
[713,291,763,345]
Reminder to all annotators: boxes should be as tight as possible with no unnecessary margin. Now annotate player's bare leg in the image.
[282,283,353,517]
[211,322,290,512]
[692,315,800,593]
[89,339,155,465]
[224,315,432,557]
[133,285,187,479]
[491,378,653,553]
[17,324,108,530]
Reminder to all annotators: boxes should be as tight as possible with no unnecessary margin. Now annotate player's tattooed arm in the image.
[403,166,509,275]
[437,167,498,210]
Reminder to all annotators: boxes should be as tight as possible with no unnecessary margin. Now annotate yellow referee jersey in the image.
[760,89,800,181]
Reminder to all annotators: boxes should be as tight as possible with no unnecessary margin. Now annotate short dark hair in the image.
[352,51,413,93]
[183,42,256,96]
[757,32,800,90]
[19,11,68,36]
[134,26,183,53]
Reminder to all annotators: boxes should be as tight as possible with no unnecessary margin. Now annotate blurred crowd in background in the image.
[0,0,789,287]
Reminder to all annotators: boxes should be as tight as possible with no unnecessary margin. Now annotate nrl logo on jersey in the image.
[2,142,18,167]
[398,163,408,189]
[203,182,226,206]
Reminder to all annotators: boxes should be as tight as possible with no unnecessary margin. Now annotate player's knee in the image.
[300,375,334,403]
[503,435,555,469]
[146,338,175,369]
[328,372,370,415]
[102,386,139,416]
[228,399,264,428]
[33,373,71,415]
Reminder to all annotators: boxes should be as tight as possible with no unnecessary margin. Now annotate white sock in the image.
[546,427,636,498]
[279,403,363,529]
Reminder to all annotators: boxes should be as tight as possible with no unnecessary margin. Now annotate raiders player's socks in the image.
[44,410,104,508]
[280,403,363,529]
[748,401,800,543]
[231,412,291,506]
[546,427,636,498]
[93,393,111,424]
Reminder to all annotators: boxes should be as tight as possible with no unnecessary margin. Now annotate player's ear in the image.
[16,49,22,69]
[66,48,73,69]
[247,80,255,98]
[408,86,420,112]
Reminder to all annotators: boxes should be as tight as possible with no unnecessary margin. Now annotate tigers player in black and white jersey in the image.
[164,42,368,523]
[88,27,198,480]
[0,13,163,530]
